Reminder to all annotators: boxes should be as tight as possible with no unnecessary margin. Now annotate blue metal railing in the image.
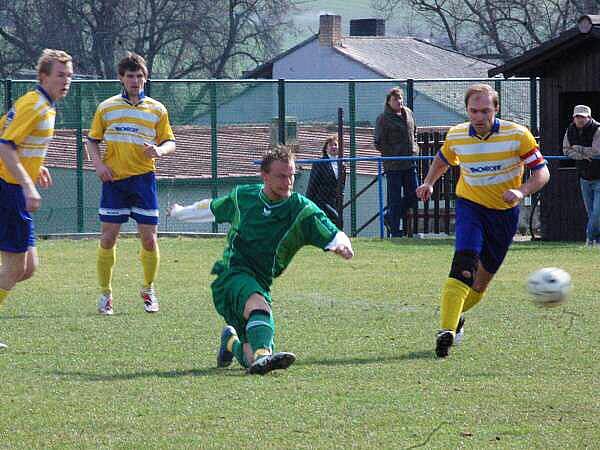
[291,154,573,239]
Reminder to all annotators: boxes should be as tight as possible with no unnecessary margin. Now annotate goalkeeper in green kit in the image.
[168,146,354,375]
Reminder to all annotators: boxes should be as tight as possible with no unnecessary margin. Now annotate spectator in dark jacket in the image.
[306,135,346,227]
[563,104,600,246]
[374,87,420,237]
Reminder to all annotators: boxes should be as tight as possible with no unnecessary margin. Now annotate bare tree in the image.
[153,0,294,79]
[371,0,600,61]
[0,0,297,78]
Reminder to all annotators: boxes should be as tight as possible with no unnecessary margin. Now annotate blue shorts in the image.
[99,171,159,225]
[455,198,519,274]
[0,178,35,253]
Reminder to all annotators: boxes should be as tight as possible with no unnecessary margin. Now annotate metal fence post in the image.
[75,82,84,233]
[278,79,285,144]
[406,79,414,111]
[4,79,12,112]
[348,81,357,237]
[530,77,538,135]
[377,159,384,239]
[495,80,502,119]
[210,81,218,233]
[336,107,345,229]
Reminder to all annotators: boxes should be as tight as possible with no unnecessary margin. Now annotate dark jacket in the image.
[306,156,346,226]
[374,104,419,171]
[564,118,600,180]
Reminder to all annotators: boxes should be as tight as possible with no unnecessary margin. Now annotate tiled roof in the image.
[45,125,416,178]
[245,35,495,80]
[335,37,495,79]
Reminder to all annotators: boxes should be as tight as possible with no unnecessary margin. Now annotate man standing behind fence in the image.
[87,52,175,316]
[0,49,73,349]
[416,83,549,358]
[374,87,420,237]
[562,105,600,246]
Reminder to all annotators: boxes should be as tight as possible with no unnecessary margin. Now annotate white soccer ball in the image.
[526,267,571,308]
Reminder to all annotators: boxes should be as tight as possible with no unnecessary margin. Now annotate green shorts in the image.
[211,269,272,342]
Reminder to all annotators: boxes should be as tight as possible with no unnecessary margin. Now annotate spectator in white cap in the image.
[563,104,600,246]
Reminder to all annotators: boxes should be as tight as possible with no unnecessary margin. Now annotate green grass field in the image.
[1,238,598,449]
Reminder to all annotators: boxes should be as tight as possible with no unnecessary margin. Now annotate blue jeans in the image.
[580,178,600,242]
[384,167,418,236]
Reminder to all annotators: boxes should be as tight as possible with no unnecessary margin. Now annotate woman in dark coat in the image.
[306,135,346,227]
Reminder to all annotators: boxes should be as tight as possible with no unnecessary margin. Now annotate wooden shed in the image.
[489,15,600,241]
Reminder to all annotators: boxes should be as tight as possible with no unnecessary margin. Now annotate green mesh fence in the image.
[0,78,538,237]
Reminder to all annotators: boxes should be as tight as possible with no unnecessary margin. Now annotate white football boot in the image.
[140,286,159,313]
[97,293,114,315]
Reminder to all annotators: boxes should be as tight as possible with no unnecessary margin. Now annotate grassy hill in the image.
[293,0,379,34]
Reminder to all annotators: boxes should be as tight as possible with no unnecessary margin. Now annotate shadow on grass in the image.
[383,238,453,246]
[51,367,247,381]
[51,350,436,381]
[510,242,576,251]
[296,349,435,367]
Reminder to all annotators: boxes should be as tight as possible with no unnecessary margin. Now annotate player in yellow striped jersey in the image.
[87,52,175,316]
[0,49,73,349]
[416,84,550,358]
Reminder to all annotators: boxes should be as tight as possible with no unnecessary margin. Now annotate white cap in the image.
[573,105,591,117]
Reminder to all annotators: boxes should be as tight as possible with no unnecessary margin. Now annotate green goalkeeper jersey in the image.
[210,184,339,289]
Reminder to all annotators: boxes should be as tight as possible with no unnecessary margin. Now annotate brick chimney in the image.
[319,14,342,47]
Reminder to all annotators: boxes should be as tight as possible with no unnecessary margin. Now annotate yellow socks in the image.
[254,348,271,360]
[440,278,470,332]
[97,245,116,294]
[140,246,160,288]
[226,334,238,353]
[463,288,485,313]
[98,245,160,294]
[0,288,9,308]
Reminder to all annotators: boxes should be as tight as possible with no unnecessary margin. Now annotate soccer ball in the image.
[526,267,571,308]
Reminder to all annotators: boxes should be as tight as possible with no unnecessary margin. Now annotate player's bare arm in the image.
[144,140,175,159]
[87,139,114,182]
[502,164,550,204]
[0,142,41,211]
[37,166,53,188]
[416,154,449,201]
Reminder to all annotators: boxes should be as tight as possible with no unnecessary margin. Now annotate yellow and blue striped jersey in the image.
[0,87,56,184]
[87,93,175,180]
[440,119,545,210]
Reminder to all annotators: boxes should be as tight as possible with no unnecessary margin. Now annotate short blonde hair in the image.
[36,49,72,80]
[261,145,295,173]
[464,83,499,108]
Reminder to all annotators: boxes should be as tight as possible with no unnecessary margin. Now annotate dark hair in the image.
[321,135,338,157]
[385,87,403,106]
[464,83,499,108]
[260,145,295,172]
[118,52,148,78]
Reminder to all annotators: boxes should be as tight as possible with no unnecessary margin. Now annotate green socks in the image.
[246,310,274,359]
[231,339,249,368]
